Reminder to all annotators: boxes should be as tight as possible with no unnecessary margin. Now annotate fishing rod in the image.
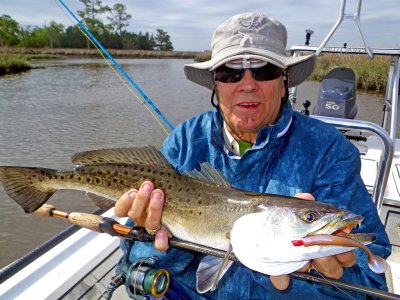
[57,0,175,132]
[33,204,400,300]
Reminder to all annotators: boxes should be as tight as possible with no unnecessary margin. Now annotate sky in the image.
[0,0,399,51]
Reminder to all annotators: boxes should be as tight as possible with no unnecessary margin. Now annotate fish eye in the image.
[301,210,319,223]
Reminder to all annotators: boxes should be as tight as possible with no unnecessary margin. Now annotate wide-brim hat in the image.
[184,12,316,89]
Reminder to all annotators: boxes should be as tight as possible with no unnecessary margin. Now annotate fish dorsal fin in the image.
[71,146,171,168]
[196,254,233,293]
[186,162,231,188]
[86,192,115,209]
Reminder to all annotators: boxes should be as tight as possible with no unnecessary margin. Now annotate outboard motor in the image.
[314,67,357,119]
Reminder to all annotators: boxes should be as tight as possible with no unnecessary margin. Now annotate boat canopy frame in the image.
[288,0,399,211]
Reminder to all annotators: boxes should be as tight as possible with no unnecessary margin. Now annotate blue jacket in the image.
[126,101,391,299]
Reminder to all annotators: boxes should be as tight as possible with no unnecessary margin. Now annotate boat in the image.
[1,0,400,299]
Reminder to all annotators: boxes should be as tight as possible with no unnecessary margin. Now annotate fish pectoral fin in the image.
[86,192,115,209]
[196,250,233,293]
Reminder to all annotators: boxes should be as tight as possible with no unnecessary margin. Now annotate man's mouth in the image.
[237,102,259,109]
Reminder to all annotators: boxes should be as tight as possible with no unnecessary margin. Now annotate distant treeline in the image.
[0,1,173,51]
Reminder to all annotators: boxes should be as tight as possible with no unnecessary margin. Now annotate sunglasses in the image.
[214,64,283,83]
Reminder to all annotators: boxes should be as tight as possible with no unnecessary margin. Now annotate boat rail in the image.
[312,116,393,212]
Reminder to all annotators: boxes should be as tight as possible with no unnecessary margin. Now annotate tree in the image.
[0,15,21,46]
[154,29,173,51]
[77,0,111,48]
[61,25,86,48]
[77,0,111,21]
[24,26,48,48]
[107,3,131,36]
[45,21,65,48]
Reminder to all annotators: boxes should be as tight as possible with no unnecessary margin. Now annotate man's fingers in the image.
[114,189,136,217]
[127,181,153,222]
[270,274,290,290]
[335,251,357,268]
[295,192,315,201]
[145,190,165,231]
[297,262,312,273]
[312,256,343,279]
[154,229,170,251]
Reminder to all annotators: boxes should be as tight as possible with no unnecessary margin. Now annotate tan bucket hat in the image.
[184,12,316,89]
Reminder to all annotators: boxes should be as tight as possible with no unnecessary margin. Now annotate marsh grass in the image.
[311,54,390,94]
[0,55,31,76]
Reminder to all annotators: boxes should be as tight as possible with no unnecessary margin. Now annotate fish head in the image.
[287,206,363,238]
[250,199,364,241]
[229,198,372,275]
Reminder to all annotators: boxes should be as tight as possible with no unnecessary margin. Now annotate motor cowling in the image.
[314,67,357,119]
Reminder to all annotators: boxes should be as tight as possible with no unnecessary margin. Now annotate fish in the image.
[0,146,387,293]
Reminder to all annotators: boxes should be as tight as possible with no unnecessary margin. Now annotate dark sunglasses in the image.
[214,64,283,83]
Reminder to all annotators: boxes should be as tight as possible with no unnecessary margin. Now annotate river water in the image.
[0,58,395,269]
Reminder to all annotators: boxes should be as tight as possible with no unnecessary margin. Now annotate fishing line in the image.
[55,0,174,135]
[310,262,357,300]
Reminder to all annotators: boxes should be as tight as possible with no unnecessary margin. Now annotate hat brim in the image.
[184,47,316,89]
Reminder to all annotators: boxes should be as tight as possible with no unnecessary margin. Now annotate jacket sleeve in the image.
[312,134,391,292]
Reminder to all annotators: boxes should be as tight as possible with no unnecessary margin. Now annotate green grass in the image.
[0,55,31,76]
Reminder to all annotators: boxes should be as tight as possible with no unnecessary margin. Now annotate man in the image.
[115,12,390,299]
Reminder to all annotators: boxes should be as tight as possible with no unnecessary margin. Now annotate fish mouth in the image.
[307,211,375,243]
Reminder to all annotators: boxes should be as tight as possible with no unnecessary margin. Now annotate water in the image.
[0,58,394,269]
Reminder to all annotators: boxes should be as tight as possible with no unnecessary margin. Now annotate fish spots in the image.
[69,175,74,180]
[96,178,100,184]
[86,178,91,183]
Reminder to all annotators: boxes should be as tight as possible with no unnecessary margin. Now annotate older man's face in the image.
[215,67,285,142]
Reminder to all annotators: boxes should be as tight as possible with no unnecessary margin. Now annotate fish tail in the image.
[0,166,57,213]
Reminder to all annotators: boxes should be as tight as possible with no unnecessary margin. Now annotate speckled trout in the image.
[0,146,386,292]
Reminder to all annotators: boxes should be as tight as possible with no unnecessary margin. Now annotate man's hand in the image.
[114,181,170,251]
[269,193,357,291]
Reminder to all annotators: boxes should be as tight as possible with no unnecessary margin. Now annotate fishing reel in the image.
[107,256,170,300]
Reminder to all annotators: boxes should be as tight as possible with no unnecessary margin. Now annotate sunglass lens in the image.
[252,65,282,81]
[214,66,243,83]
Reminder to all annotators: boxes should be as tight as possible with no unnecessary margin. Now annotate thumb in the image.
[270,274,290,290]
